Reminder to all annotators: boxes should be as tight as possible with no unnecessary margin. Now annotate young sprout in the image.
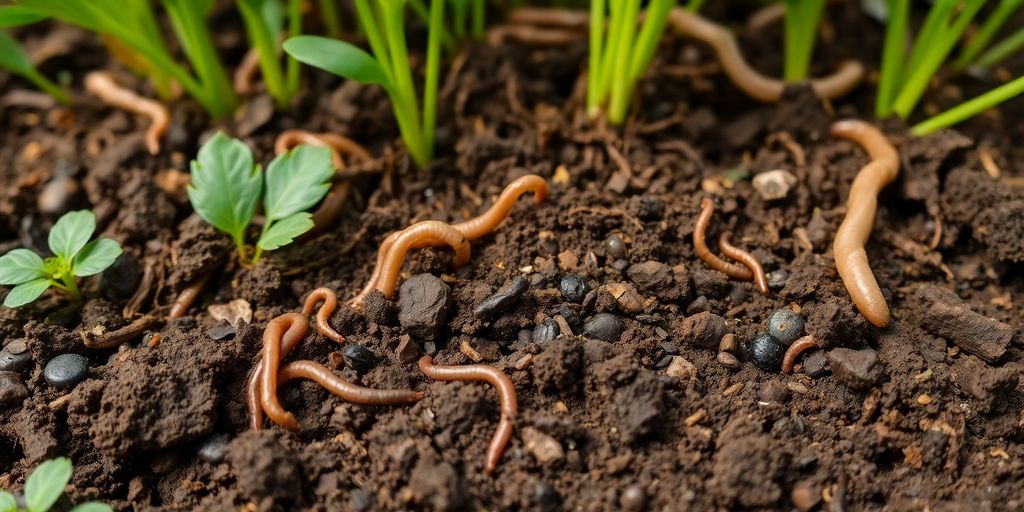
[587,0,675,124]
[953,0,1024,71]
[186,132,334,265]
[782,0,826,82]
[0,32,69,103]
[284,0,445,168]
[910,74,1024,135]
[0,457,112,512]
[0,210,123,308]
[236,0,302,108]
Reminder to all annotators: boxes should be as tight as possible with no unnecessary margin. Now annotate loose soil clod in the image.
[84,71,169,155]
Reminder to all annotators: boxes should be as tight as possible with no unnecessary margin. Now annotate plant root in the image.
[718,233,769,294]
[80,314,158,349]
[782,335,818,374]
[418,355,518,475]
[84,71,169,155]
[830,120,900,327]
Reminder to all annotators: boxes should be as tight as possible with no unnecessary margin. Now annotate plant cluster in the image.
[0,6,68,103]
[0,457,111,512]
[236,0,303,108]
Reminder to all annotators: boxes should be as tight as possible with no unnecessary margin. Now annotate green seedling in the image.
[972,25,1024,72]
[13,0,236,117]
[587,0,676,124]
[236,0,302,108]
[284,0,444,168]
[0,32,69,103]
[0,457,112,512]
[0,211,122,308]
[953,0,1024,70]
[187,132,334,265]
[783,0,826,82]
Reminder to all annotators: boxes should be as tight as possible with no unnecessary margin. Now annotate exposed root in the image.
[80,314,158,349]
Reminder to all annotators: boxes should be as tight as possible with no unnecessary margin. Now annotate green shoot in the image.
[284,0,445,168]
[587,0,676,124]
[974,25,1024,71]
[685,0,706,11]
[0,211,122,308]
[186,132,334,264]
[953,0,1024,70]
[0,32,69,103]
[783,0,826,82]
[317,0,342,38]
[911,74,1024,135]
[13,0,237,118]
[0,457,113,512]
[236,0,303,109]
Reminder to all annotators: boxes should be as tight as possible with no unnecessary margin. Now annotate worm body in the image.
[84,71,169,155]
[830,120,900,327]
[233,47,262,95]
[666,8,863,102]
[375,221,470,298]
[255,313,309,431]
[506,7,590,28]
[718,233,769,294]
[487,24,582,46]
[168,273,211,320]
[418,356,518,474]
[693,198,754,281]
[781,335,818,374]
[274,130,372,176]
[278,360,423,404]
[301,287,344,343]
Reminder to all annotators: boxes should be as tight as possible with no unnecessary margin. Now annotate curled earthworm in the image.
[84,71,169,155]
[830,120,900,327]
[781,335,818,374]
[167,273,211,320]
[351,175,548,306]
[418,355,517,475]
[257,313,309,431]
[718,233,769,294]
[374,221,471,299]
[666,8,863,102]
[301,287,344,343]
[233,47,262,95]
[693,198,754,281]
[278,360,422,405]
[80,314,158,349]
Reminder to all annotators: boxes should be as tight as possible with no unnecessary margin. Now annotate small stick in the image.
[693,198,754,281]
[233,47,262,95]
[718,232,769,294]
[84,71,169,155]
[666,8,864,102]
[781,335,818,374]
[301,287,344,343]
[418,355,518,475]
[80,314,158,349]
[830,120,900,327]
[374,221,471,299]
[278,360,423,405]
[167,273,211,320]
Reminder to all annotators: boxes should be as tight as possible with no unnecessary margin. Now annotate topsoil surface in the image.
[2,2,1024,511]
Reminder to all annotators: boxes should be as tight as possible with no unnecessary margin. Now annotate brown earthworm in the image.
[277,360,423,405]
[257,313,309,431]
[418,355,518,475]
[350,175,548,306]
[781,335,818,374]
[233,47,262,95]
[167,273,211,320]
[80,314,158,349]
[830,120,900,327]
[666,8,864,102]
[506,7,590,28]
[693,198,754,281]
[374,221,471,299]
[84,71,169,155]
[718,232,769,294]
[301,287,344,344]
[487,24,584,46]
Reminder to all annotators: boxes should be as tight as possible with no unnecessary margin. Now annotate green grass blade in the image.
[876,0,909,117]
[586,0,605,114]
[237,0,287,106]
[608,0,642,124]
[911,74,1024,135]
[421,0,443,163]
[975,26,1024,71]
[164,0,237,117]
[783,0,826,82]
[954,0,1024,71]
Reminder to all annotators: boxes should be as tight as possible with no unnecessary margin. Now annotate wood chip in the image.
[722,382,744,397]
[514,354,534,370]
[978,148,1001,179]
[683,409,707,427]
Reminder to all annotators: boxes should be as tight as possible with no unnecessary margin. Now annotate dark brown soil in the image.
[2,3,1024,511]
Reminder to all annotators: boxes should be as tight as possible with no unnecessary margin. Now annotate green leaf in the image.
[0,249,46,285]
[0,32,33,76]
[72,239,123,277]
[257,212,314,251]
[283,36,391,89]
[0,6,47,27]
[48,210,96,261]
[69,502,114,512]
[5,279,51,308]
[0,491,16,512]
[263,145,334,222]
[186,132,263,247]
[25,457,72,512]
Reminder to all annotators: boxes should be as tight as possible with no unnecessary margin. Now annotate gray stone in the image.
[397,274,452,341]
[827,348,881,390]
[0,371,29,408]
[43,353,89,389]
[583,313,622,342]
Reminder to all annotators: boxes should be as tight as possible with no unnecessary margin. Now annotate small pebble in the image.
[349,488,375,512]
[534,482,561,512]
[0,341,32,373]
[717,351,740,369]
[100,253,142,301]
[43,353,90,389]
[37,174,81,217]
[665,356,697,380]
[757,379,790,404]
[752,169,797,201]
[583,313,623,342]
[473,276,529,318]
[686,296,710,314]
[533,319,559,344]
[197,434,231,463]
[619,484,646,512]
[395,336,419,364]
[749,334,784,372]
[605,234,627,259]
[558,274,589,303]
[343,345,376,374]
[767,309,805,345]
[0,371,29,408]
[206,322,236,341]
[767,269,789,290]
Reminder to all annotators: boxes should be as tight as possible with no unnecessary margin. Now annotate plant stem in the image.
[686,0,705,11]
[975,26,1024,72]
[60,274,80,301]
[586,0,605,116]
[422,0,443,163]
[607,0,641,124]
[783,0,825,82]
[354,0,394,80]
[472,0,485,37]
[22,68,69,104]
[381,0,429,167]
[954,0,1024,71]
[285,0,302,99]
[251,221,270,264]
[318,0,342,38]
[875,0,908,118]
[910,74,1024,136]
[238,0,287,107]
[164,0,237,118]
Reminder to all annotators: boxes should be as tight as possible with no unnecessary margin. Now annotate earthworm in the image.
[781,335,817,374]
[84,71,169,155]
[167,273,211,320]
[666,8,864,102]
[256,313,309,431]
[418,355,518,475]
[351,175,548,306]
[830,120,900,328]
[233,47,262,95]
[487,24,583,46]
[506,7,590,29]
[274,130,372,177]
[374,221,471,298]
[693,198,754,281]
[277,360,423,405]
[301,287,344,344]
[718,233,769,294]
[79,314,158,349]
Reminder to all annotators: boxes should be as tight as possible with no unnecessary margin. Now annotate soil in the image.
[2,2,1024,511]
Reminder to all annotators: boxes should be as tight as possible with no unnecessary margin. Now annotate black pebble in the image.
[197,434,230,463]
[101,253,142,301]
[767,308,805,345]
[583,313,622,342]
[605,235,627,259]
[749,334,785,371]
[206,322,236,341]
[43,353,90,389]
[343,345,376,374]
[551,304,581,328]
[533,319,559,344]
[0,343,32,373]
[473,276,529,318]
[559,274,589,303]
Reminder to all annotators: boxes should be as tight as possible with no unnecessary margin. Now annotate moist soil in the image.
[2,3,1024,511]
